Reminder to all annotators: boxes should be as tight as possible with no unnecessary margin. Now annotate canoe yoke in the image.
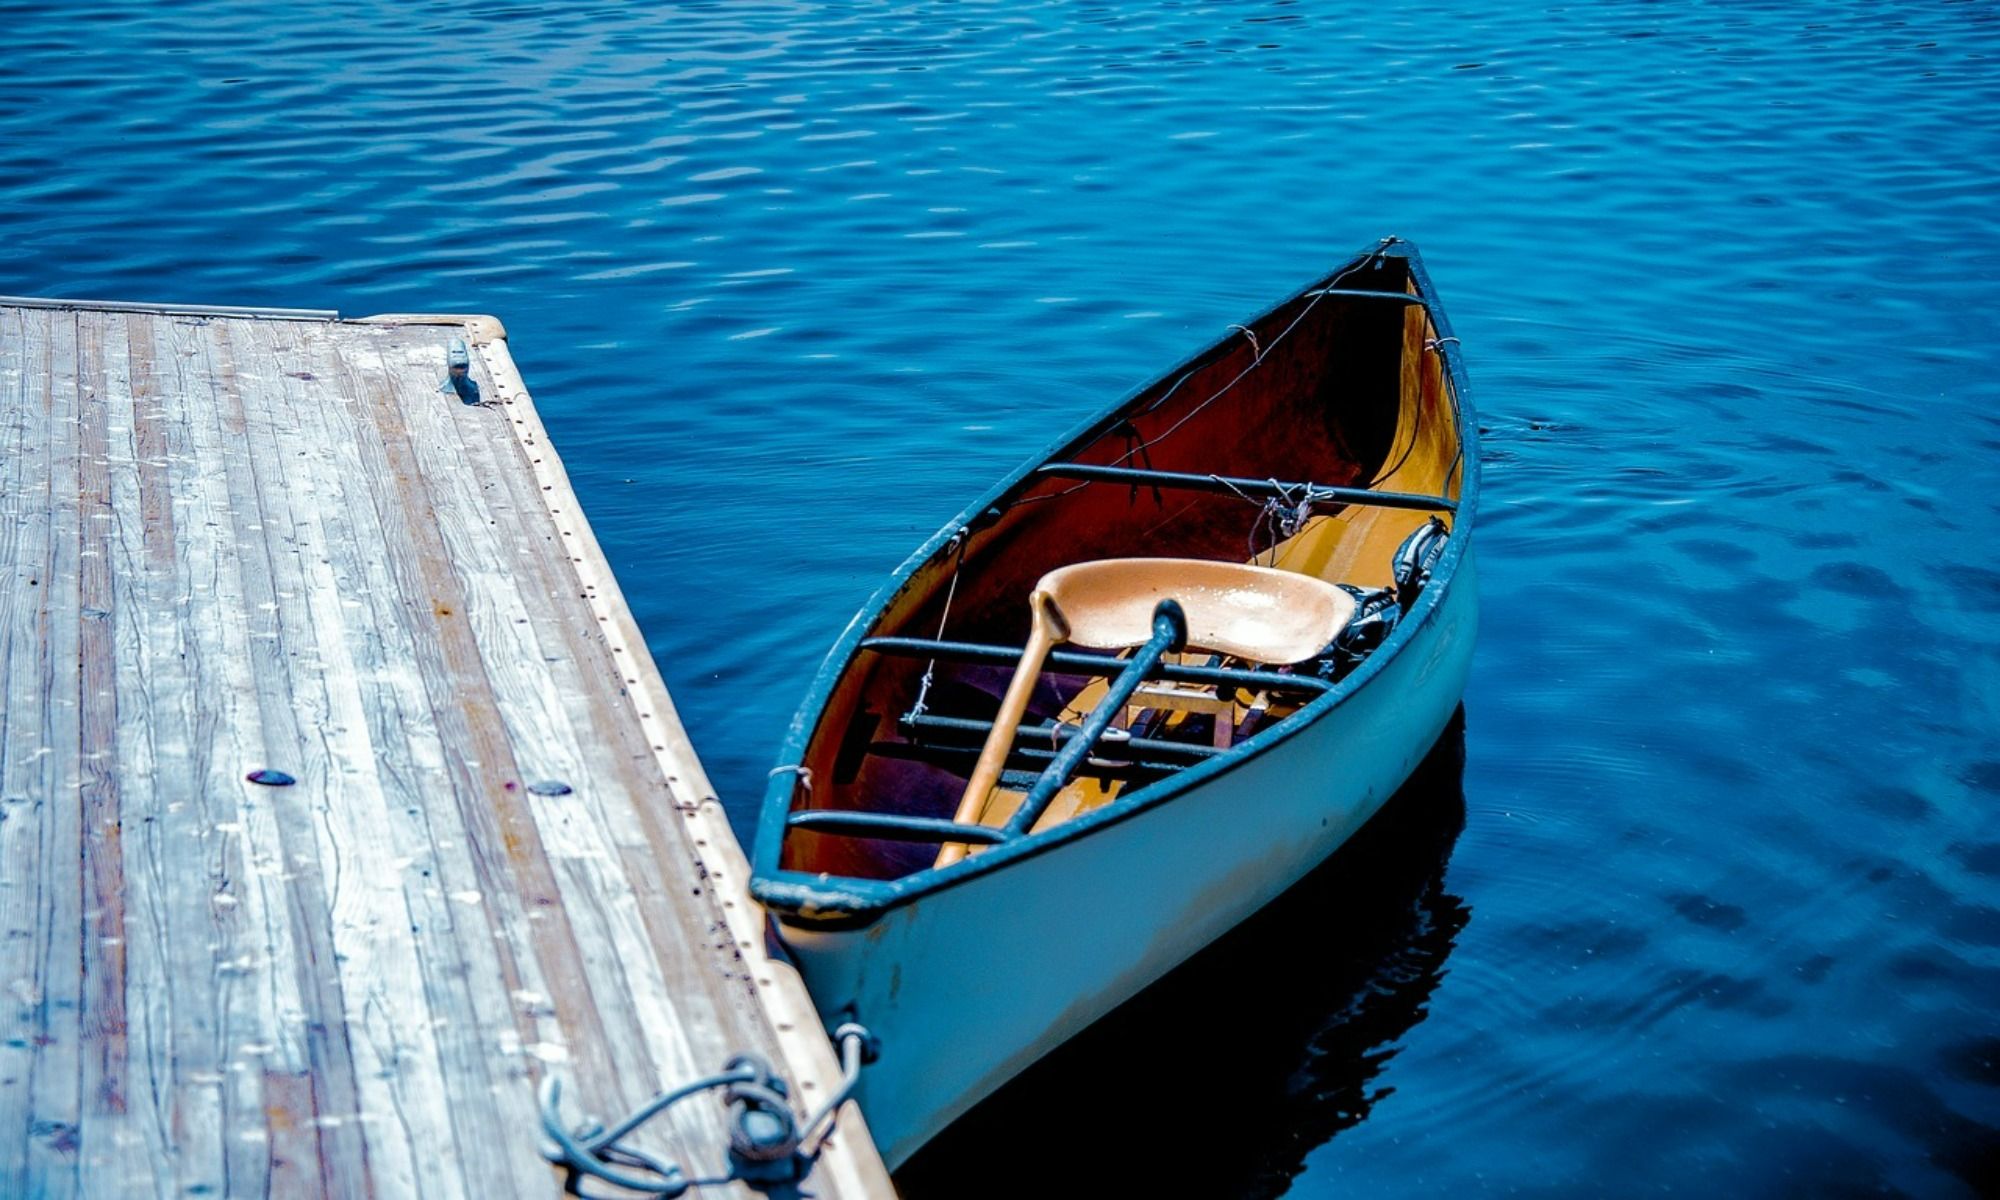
[788,559,1357,858]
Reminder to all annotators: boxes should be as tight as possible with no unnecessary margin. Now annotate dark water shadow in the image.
[897,709,1471,1199]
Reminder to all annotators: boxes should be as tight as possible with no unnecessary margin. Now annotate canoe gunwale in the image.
[751,237,1478,929]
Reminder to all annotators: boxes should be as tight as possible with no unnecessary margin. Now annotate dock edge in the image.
[357,312,893,1196]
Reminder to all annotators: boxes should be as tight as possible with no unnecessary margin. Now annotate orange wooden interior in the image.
[781,260,1463,881]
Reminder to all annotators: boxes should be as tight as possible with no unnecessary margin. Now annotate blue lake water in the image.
[4,0,1997,1193]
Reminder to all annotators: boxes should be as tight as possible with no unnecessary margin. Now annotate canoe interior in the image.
[779,250,1464,883]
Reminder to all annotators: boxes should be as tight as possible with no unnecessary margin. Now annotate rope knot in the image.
[539,1025,875,1198]
[768,764,813,795]
[1227,323,1263,361]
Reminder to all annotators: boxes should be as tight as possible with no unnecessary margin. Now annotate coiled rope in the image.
[539,1022,875,1199]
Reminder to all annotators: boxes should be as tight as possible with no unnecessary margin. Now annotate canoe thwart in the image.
[786,810,1013,845]
[1032,463,1457,513]
[898,712,1221,762]
[1301,286,1432,306]
[858,637,1335,695]
[868,737,1191,783]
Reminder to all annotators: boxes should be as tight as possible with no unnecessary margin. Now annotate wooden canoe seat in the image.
[1039,557,1357,664]
[1046,558,1359,768]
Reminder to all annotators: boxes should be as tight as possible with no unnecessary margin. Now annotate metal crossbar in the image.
[1029,463,1457,513]
[1301,287,1430,305]
[900,712,1220,761]
[814,607,1331,848]
[867,738,1189,784]
[858,637,1333,695]
[785,810,1011,845]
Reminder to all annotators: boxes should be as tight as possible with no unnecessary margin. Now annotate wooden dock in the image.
[0,298,893,1197]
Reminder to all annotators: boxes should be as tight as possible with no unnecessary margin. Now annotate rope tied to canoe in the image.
[1212,474,1317,565]
[1105,237,1402,470]
[1002,237,1404,516]
[768,763,813,795]
[910,526,970,720]
[539,1022,876,1199]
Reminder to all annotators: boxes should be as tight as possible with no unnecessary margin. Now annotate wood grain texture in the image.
[0,302,892,1198]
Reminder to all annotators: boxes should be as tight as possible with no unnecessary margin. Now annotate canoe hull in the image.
[779,548,1479,1166]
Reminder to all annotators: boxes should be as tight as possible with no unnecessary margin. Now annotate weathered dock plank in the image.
[0,299,892,1198]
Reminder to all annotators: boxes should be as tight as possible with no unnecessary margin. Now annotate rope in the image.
[540,1025,875,1199]
[1211,474,1317,565]
[1108,238,1400,469]
[1425,336,1470,496]
[1359,330,1452,492]
[768,764,813,795]
[1002,238,1402,515]
[910,528,969,719]
[799,1022,872,1156]
[1363,328,1464,495]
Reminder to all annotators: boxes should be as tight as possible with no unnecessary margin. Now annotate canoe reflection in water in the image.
[900,709,1470,1199]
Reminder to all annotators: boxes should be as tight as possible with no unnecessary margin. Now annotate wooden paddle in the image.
[934,589,1072,867]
